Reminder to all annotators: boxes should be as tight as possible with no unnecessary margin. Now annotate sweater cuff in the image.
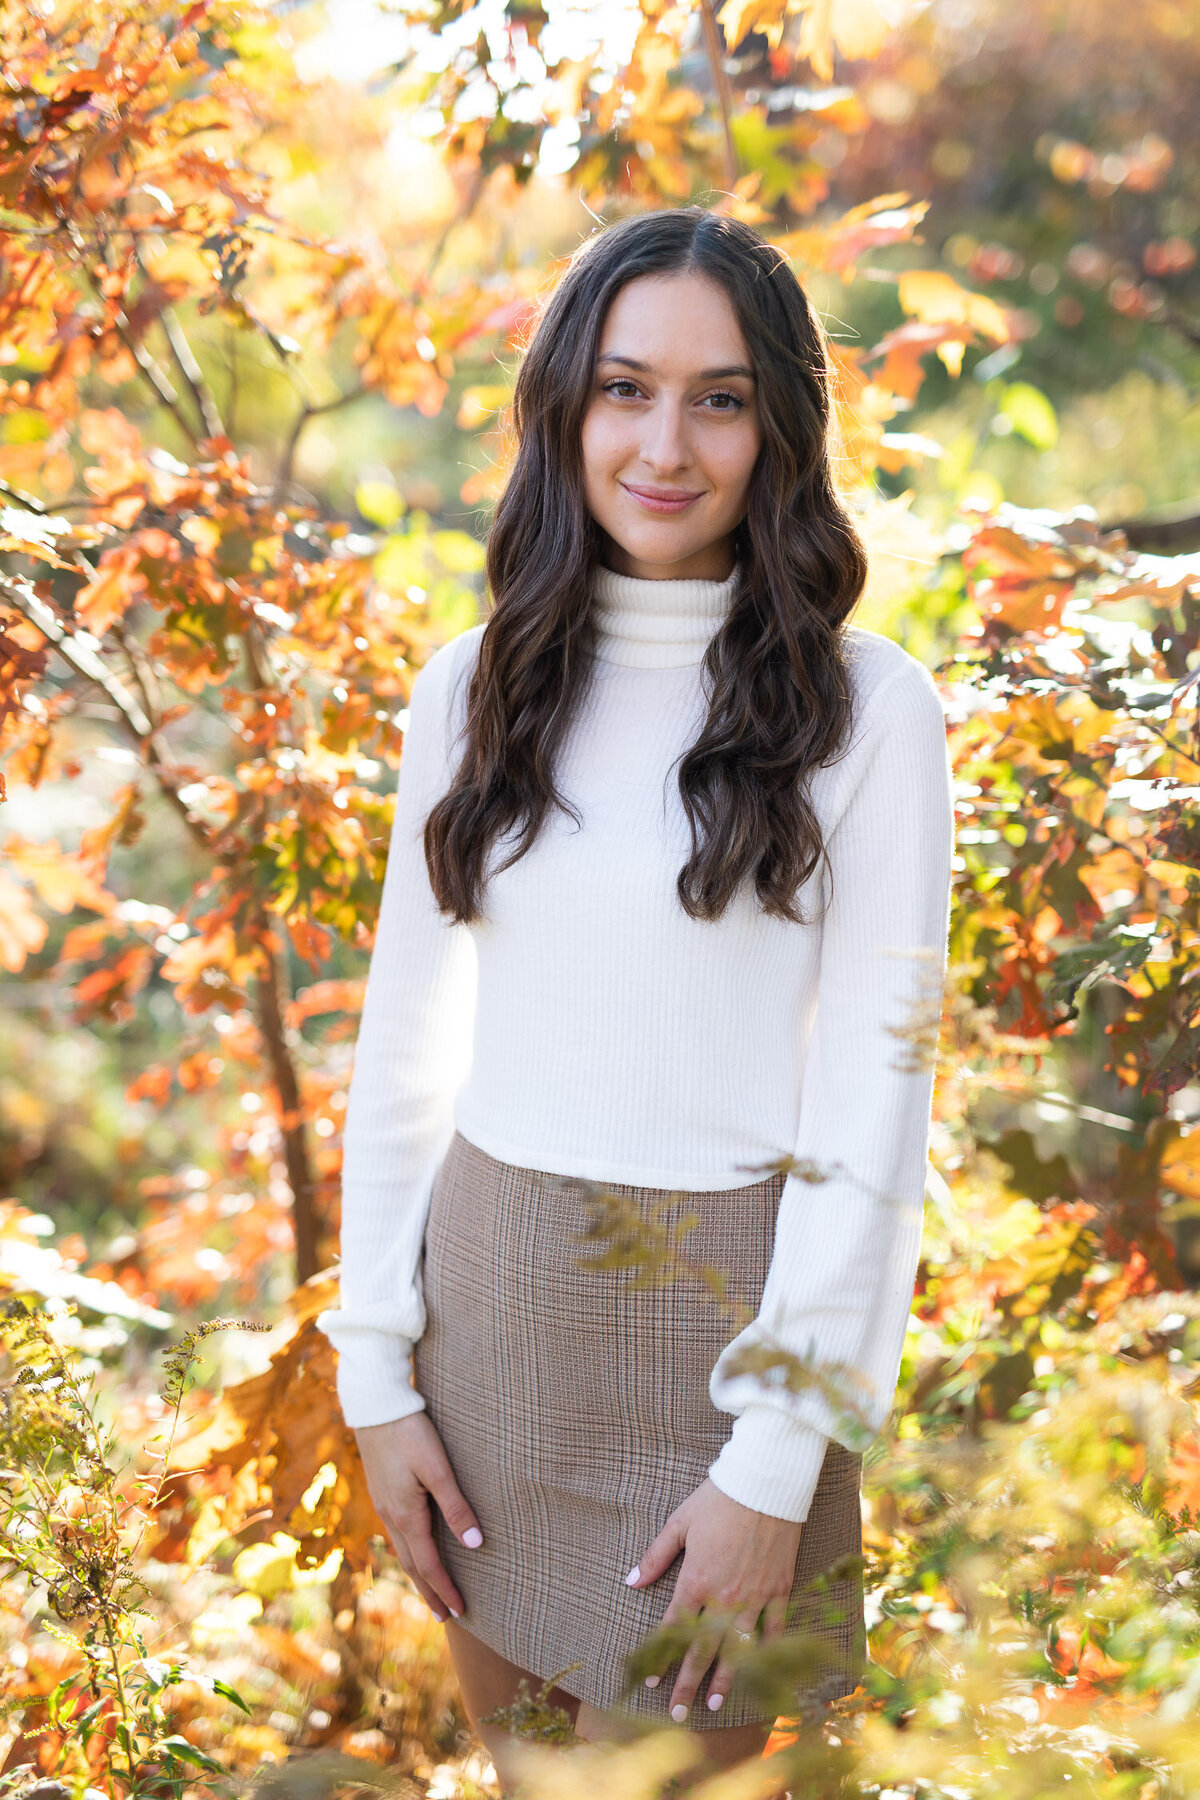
[707,1407,830,1523]
[315,1313,428,1431]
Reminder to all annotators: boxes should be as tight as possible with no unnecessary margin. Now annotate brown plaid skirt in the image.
[411,1130,865,1730]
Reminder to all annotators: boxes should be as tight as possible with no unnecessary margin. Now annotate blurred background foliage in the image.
[0,0,1198,1793]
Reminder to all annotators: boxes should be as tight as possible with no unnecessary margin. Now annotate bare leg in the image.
[444,1621,778,1794]
[443,1620,580,1790]
[576,1700,774,1783]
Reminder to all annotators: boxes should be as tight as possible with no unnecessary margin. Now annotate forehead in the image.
[596,272,753,372]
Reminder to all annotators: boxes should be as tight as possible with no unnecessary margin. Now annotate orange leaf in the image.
[75,551,146,636]
[868,319,981,401]
[79,406,143,460]
[962,526,1079,634]
[1047,1621,1129,1686]
[163,1282,387,1577]
[74,946,154,1012]
[4,837,115,915]
[0,871,46,971]
[780,194,928,276]
[1162,1432,1200,1520]
[286,978,365,1028]
[126,1064,174,1106]
[287,914,333,972]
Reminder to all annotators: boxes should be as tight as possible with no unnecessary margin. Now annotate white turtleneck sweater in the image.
[316,564,955,1524]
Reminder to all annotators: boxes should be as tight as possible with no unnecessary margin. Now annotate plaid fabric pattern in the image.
[412,1130,866,1729]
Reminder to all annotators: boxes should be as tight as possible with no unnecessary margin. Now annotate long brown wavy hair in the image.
[425,206,868,926]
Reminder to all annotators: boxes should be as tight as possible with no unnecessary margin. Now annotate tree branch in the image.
[1105,501,1200,553]
[1,572,154,738]
[56,210,201,449]
[0,570,220,849]
[699,0,740,192]
[159,304,227,442]
[236,605,318,1282]
[0,479,49,514]
[254,921,319,1284]
[418,166,486,294]
[272,386,367,509]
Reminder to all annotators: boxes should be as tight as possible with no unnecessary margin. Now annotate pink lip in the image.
[621,483,705,514]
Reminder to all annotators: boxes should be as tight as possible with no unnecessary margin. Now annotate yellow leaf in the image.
[718,0,789,52]
[897,269,1011,343]
[798,0,891,79]
[938,338,966,378]
[1163,1132,1200,1201]
[231,1530,338,1598]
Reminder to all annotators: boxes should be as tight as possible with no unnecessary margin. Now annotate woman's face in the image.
[580,271,763,582]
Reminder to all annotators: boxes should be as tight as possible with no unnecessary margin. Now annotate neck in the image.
[591,561,742,670]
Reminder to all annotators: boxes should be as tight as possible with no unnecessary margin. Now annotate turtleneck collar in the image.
[591,561,742,669]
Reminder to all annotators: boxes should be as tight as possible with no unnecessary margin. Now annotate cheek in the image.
[580,410,626,484]
[704,425,762,501]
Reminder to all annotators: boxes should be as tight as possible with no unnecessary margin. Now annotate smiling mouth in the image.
[621,483,705,513]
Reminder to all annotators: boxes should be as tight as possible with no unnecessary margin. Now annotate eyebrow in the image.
[596,352,756,382]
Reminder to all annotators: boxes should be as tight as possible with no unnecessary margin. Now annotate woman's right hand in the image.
[354,1410,484,1622]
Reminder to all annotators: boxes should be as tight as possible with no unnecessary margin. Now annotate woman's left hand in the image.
[624,1478,802,1719]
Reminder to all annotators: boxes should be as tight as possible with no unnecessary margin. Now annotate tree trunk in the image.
[254,932,319,1283]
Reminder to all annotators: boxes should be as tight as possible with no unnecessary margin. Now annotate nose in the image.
[639,396,693,476]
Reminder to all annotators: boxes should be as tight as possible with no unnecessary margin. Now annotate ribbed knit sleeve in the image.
[705,653,954,1523]
[315,633,478,1430]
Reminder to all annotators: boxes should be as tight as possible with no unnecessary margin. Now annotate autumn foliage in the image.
[1,0,1199,1794]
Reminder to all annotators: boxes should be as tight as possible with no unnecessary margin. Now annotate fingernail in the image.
[462,1527,483,1548]
[644,1675,660,1689]
[707,1692,724,1712]
[671,1703,688,1723]
[625,1566,640,1585]
[448,1607,461,1619]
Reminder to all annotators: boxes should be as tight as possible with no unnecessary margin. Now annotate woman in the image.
[316,206,955,1777]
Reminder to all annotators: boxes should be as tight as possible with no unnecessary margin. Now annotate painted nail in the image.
[462,1527,483,1548]
[625,1566,640,1585]
[644,1675,660,1689]
[671,1703,688,1723]
[448,1607,461,1619]
[707,1692,724,1712]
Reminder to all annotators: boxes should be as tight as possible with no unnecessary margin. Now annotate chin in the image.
[605,523,712,569]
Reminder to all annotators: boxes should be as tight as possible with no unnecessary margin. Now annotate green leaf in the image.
[355,481,406,530]
[210,1677,252,1715]
[998,381,1059,449]
[159,1734,228,1773]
